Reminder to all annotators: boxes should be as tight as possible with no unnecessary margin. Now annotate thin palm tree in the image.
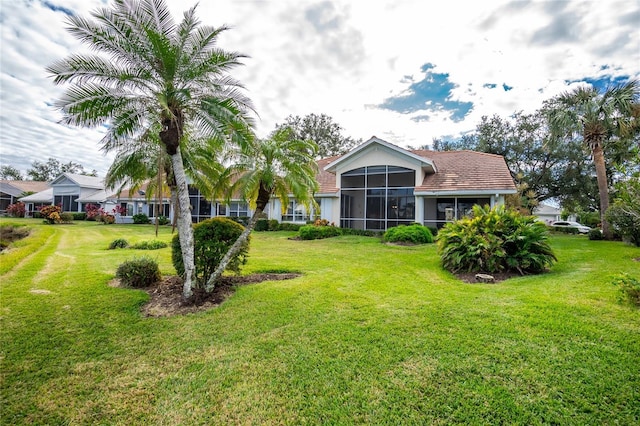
[47,0,254,299]
[204,127,319,291]
[548,80,639,239]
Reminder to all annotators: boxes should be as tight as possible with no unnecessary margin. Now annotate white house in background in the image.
[0,180,49,213]
[18,137,517,229]
[533,202,562,224]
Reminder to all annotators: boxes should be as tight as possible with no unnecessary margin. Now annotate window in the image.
[148,203,170,217]
[340,166,415,230]
[228,202,249,217]
[188,185,213,222]
[282,200,310,222]
[54,195,78,212]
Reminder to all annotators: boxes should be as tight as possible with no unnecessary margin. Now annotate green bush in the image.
[383,224,433,244]
[268,219,280,231]
[132,213,150,224]
[550,226,579,234]
[588,228,604,240]
[339,228,383,237]
[172,217,249,286]
[131,240,168,250]
[115,257,161,288]
[437,205,557,275]
[278,222,303,231]
[299,225,341,240]
[72,212,87,220]
[60,212,74,223]
[230,216,250,226]
[255,219,269,232]
[108,238,129,249]
[156,215,170,225]
[611,273,640,306]
[606,203,640,246]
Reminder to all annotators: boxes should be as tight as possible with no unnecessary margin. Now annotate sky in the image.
[1,0,639,177]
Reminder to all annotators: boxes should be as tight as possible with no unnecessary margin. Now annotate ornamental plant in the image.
[38,205,62,224]
[436,205,557,275]
[383,224,433,244]
[6,202,26,218]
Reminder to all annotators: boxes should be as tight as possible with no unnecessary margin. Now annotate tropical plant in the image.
[204,127,319,291]
[547,80,639,239]
[172,218,248,286]
[47,0,255,300]
[437,205,557,275]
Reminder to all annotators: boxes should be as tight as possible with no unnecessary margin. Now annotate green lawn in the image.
[1,218,639,425]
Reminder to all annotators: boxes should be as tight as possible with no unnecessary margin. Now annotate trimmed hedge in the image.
[383,224,433,244]
[299,225,341,240]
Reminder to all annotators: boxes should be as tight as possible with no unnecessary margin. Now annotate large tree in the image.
[0,165,23,181]
[205,127,318,291]
[26,157,95,181]
[547,80,639,239]
[47,0,254,299]
[276,113,359,158]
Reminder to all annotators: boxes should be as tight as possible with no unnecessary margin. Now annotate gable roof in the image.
[18,187,54,203]
[50,173,104,189]
[413,150,517,195]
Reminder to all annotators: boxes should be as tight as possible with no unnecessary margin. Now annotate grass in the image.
[1,218,639,424]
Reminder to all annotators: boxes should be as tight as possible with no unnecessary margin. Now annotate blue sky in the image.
[1,0,638,176]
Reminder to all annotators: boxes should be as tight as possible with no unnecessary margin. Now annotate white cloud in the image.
[1,0,638,176]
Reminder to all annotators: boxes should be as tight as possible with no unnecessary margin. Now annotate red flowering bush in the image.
[38,205,62,224]
[6,202,26,218]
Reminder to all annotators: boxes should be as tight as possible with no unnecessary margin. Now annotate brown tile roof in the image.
[315,149,515,194]
[412,150,516,193]
[0,180,49,194]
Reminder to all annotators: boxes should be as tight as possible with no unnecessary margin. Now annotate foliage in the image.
[84,203,101,220]
[115,256,161,288]
[588,228,604,240]
[0,225,30,251]
[72,212,87,220]
[575,210,601,228]
[383,224,434,244]
[339,228,383,237]
[6,202,26,218]
[268,219,280,231]
[38,205,62,224]
[60,212,74,223]
[611,273,640,306]
[255,219,270,231]
[100,214,115,224]
[172,218,249,286]
[131,240,168,250]
[299,224,341,240]
[277,222,303,232]
[132,213,150,224]
[0,165,23,180]
[27,157,95,181]
[275,113,360,158]
[108,238,130,249]
[437,205,557,274]
[550,225,579,235]
[156,215,170,226]
[606,177,640,246]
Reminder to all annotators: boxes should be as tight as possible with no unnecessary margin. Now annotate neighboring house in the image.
[533,202,562,224]
[20,173,104,216]
[17,137,517,230]
[0,180,50,214]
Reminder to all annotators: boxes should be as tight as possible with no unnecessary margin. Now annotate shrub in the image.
[132,213,150,224]
[38,205,62,224]
[384,224,433,244]
[60,212,74,223]
[339,228,383,237]
[278,222,303,231]
[85,203,101,220]
[101,214,115,224]
[611,273,640,306]
[131,240,168,250]
[550,225,579,234]
[268,219,280,231]
[109,238,129,249]
[6,202,26,218]
[255,219,269,232]
[588,228,604,240]
[156,215,170,225]
[230,216,250,226]
[172,217,248,286]
[72,212,87,220]
[115,257,161,288]
[606,203,640,247]
[299,224,341,240]
[437,205,557,275]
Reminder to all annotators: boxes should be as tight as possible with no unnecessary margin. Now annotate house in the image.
[280,136,517,230]
[18,137,516,230]
[533,202,562,224]
[20,173,104,217]
[0,180,50,214]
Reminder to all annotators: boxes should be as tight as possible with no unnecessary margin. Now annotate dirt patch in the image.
[634,257,640,262]
[0,225,30,251]
[453,271,524,284]
[116,273,300,317]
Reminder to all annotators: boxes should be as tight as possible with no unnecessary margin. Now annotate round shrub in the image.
[383,224,433,244]
[255,219,269,232]
[437,205,557,275]
[115,256,161,287]
[157,215,170,225]
[172,217,249,286]
[268,219,280,231]
[299,224,341,240]
[588,228,604,240]
[132,213,150,224]
[109,238,129,249]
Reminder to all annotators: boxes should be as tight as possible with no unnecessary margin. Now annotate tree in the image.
[276,113,359,158]
[547,80,639,239]
[47,0,254,300]
[204,127,318,291]
[26,158,93,181]
[0,165,23,180]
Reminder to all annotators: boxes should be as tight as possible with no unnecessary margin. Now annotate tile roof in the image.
[0,180,49,196]
[316,155,341,194]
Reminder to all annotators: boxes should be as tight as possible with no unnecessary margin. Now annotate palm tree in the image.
[548,80,639,239]
[47,0,254,299]
[204,127,319,291]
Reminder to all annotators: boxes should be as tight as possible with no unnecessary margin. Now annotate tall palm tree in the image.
[204,127,319,291]
[548,80,639,239]
[47,0,254,299]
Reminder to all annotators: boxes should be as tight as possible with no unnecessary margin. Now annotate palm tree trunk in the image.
[169,150,196,300]
[592,143,612,239]
[204,207,263,292]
